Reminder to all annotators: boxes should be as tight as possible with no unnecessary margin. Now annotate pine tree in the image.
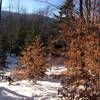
[0,33,7,69]
[58,0,75,21]
[25,21,37,46]
[14,16,29,54]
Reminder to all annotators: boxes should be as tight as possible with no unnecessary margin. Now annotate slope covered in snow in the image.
[0,66,64,100]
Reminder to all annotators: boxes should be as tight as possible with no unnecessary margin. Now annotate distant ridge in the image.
[1,10,54,23]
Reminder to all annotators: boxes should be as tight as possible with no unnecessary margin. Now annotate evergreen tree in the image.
[58,0,75,21]
[0,33,7,69]
[25,21,38,46]
[13,15,29,54]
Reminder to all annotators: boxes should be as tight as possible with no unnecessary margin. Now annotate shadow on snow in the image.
[0,87,30,100]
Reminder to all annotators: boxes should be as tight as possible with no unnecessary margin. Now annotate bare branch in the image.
[33,0,59,9]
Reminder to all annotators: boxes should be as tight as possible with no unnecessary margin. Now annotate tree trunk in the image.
[85,0,91,24]
[98,0,100,22]
[0,0,2,21]
[80,0,83,19]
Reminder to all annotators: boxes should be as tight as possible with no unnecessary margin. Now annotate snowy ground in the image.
[0,66,65,100]
[0,80,60,100]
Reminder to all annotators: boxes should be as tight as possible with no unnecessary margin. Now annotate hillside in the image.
[1,11,54,23]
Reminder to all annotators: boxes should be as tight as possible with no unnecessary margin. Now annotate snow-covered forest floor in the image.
[0,66,65,100]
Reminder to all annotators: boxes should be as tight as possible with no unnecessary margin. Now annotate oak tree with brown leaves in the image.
[20,36,49,82]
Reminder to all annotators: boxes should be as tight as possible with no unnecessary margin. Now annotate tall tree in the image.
[79,0,83,19]
[0,0,2,21]
[59,0,75,19]
[0,0,7,69]
[85,0,91,24]
[0,33,8,69]
[97,0,100,22]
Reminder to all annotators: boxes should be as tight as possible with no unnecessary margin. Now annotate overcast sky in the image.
[2,0,63,17]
